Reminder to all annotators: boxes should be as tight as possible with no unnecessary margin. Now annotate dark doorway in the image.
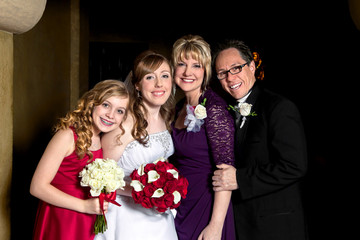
[89,42,148,88]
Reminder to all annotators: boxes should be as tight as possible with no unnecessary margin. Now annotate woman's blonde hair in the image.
[172,35,212,91]
[130,50,175,145]
[54,80,129,160]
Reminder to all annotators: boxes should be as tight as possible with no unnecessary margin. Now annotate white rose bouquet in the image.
[79,158,125,234]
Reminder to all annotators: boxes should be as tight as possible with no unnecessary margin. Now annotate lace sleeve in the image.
[204,91,235,166]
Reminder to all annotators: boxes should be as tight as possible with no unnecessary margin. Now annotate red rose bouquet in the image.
[129,157,188,213]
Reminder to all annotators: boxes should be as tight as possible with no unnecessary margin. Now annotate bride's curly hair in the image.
[54,80,129,160]
[130,51,175,145]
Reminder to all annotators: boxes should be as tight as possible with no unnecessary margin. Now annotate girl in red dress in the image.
[30,80,129,240]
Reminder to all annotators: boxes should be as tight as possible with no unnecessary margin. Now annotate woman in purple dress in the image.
[170,35,236,240]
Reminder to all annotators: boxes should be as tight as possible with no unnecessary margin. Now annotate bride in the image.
[95,51,177,240]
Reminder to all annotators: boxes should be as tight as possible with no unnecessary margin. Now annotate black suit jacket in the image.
[232,83,308,240]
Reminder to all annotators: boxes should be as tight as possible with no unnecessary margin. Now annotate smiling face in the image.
[174,57,204,94]
[215,48,257,100]
[92,95,128,134]
[136,62,172,109]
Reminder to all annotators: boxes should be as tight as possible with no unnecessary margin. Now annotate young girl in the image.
[30,80,129,240]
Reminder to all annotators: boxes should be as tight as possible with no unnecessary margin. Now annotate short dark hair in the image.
[212,39,254,67]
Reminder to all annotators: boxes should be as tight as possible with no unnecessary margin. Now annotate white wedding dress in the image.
[95,130,178,240]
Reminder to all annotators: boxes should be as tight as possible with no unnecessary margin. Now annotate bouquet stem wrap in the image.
[94,191,121,234]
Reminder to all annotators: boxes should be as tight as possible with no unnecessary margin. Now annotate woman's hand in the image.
[212,164,238,191]
[197,222,222,240]
[83,198,109,215]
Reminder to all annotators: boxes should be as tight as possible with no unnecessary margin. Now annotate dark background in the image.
[12,0,359,239]
[88,2,359,237]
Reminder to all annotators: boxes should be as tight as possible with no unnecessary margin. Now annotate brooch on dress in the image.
[184,98,207,132]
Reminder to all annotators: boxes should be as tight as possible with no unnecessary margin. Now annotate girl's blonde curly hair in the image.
[54,80,129,160]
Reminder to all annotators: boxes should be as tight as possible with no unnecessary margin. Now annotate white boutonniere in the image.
[184,98,207,132]
[228,102,257,129]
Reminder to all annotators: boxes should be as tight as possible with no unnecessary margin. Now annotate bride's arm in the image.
[102,117,134,197]
[116,184,133,197]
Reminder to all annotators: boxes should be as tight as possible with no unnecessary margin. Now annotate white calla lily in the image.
[148,170,160,183]
[151,188,164,198]
[137,164,145,176]
[173,191,181,204]
[130,180,144,192]
[167,169,179,179]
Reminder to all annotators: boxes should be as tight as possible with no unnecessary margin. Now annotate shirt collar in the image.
[237,90,252,104]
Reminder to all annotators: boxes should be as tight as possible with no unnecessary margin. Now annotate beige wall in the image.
[13,0,89,150]
[11,0,86,238]
[0,30,13,240]
[13,0,71,150]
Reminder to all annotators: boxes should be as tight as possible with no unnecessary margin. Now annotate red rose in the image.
[153,176,166,188]
[164,172,175,180]
[177,176,189,198]
[158,198,169,209]
[155,161,167,173]
[132,191,144,204]
[165,162,175,170]
[139,174,148,185]
[130,170,140,181]
[143,184,157,197]
[144,163,156,173]
[171,201,181,209]
[164,180,177,193]
[163,193,174,207]
[151,196,163,208]
[151,195,169,209]
[141,197,153,209]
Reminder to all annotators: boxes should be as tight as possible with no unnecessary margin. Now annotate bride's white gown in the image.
[95,131,178,240]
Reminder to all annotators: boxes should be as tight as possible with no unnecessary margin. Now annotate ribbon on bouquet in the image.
[98,191,121,224]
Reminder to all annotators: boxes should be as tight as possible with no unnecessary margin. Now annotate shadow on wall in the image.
[11,126,53,239]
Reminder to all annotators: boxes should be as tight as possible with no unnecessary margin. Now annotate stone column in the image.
[0,0,46,34]
[0,0,46,238]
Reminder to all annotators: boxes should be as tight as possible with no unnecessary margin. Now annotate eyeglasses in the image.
[217,63,248,80]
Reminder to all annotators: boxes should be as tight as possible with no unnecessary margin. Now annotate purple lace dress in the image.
[171,89,236,240]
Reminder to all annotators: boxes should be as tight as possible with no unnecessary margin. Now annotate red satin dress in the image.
[33,128,102,240]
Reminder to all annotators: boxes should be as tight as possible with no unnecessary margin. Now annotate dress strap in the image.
[69,126,78,142]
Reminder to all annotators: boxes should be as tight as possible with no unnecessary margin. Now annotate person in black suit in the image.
[212,40,308,240]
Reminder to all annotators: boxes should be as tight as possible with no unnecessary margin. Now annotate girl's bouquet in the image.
[79,158,125,234]
[130,157,188,213]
